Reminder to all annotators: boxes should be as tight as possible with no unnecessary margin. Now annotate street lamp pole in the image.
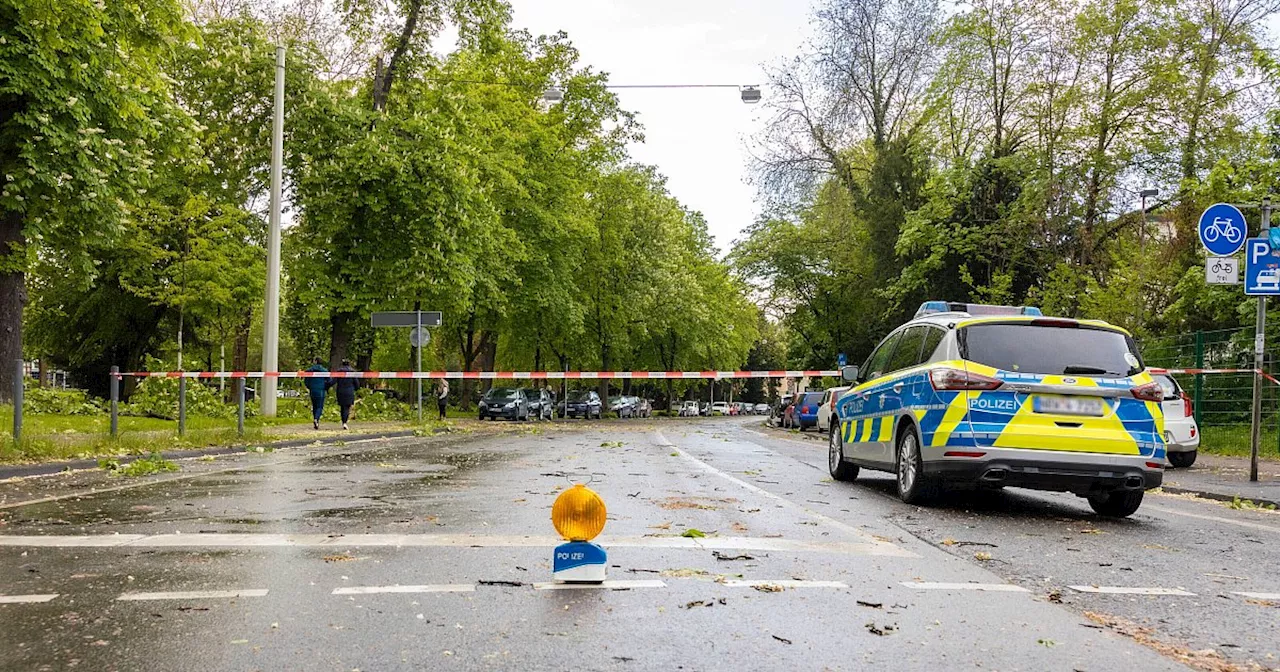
[261,45,285,416]
[1139,188,1158,252]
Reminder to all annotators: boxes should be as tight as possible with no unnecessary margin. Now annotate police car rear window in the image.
[958,323,1142,377]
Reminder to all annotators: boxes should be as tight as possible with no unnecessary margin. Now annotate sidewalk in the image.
[1160,453,1280,507]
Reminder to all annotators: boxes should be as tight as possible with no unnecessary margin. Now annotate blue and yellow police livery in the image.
[829,302,1165,518]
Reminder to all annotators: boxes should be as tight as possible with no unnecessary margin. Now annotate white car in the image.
[753,403,769,414]
[1153,373,1200,467]
[710,401,731,415]
[816,386,849,433]
[679,401,700,417]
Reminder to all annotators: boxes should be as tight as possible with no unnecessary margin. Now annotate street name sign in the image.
[371,311,442,328]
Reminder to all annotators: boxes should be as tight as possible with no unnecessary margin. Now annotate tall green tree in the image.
[0,0,194,401]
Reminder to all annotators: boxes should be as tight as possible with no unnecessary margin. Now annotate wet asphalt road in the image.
[0,418,1276,671]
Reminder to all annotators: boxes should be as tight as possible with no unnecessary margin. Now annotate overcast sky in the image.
[507,1,813,255]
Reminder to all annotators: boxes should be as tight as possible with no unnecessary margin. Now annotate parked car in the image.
[773,401,793,427]
[792,391,824,431]
[564,390,602,419]
[610,395,636,418]
[520,387,554,421]
[711,401,731,415]
[679,400,700,417]
[634,397,652,418]
[817,386,850,433]
[1153,373,1199,468]
[479,387,529,421]
[768,395,793,427]
[753,403,769,414]
[700,402,710,416]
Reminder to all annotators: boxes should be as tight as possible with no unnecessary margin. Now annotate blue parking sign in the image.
[1244,238,1280,295]
[1199,203,1247,256]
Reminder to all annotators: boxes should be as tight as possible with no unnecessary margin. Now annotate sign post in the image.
[371,311,442,424]
[1239,202,1274,483]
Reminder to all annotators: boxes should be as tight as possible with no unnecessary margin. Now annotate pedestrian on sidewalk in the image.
[334,358,358,430]
[437,378,449,420]
[304,357,329,430]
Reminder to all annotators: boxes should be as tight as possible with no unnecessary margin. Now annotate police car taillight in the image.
[1131,382,1163,403]
[929,368,1003,391]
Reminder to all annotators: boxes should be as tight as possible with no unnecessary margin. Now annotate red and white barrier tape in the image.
[1149,367,1280,386]
[116,370,843,380]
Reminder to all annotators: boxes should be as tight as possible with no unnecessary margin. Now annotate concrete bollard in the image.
[13,359,23,446]
[110,366,119,438]
[178,376,187,437]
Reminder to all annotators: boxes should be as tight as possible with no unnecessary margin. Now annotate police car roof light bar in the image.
[914,301,1043,319]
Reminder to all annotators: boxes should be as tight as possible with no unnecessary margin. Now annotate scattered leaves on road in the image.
[658,497,737,511]
[1245,599,1278,608]
[599,441,624,448]
[660,568,709,579]
[729,522,749,533]
[752,583,784,593]
[772,635,793,645]
[681,528,707,538]
[1047,590,1063,604]
[712,551,754,561]
[323,554,357,563]
[856,600,883,609]
[973,552,993,561]
[864,622,896,636]
[1083,611,1240,672]
[1038,639,1056,647]
[649,521,672,530]
[1079,528,1104,534]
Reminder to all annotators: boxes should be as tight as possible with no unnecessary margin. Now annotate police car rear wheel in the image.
[895,427,934,504]
[1087,490,1144,518]
[829,424,859,481]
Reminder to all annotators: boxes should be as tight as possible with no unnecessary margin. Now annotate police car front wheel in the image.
[828,424,859,481]
[895,426,935,505]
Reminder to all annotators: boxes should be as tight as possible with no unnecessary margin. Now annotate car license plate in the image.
[1033,395,1104,417]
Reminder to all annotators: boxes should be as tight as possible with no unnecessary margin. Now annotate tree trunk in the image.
[329,310,356,368]
[0,210,26,404]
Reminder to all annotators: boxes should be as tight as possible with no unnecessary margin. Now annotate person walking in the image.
[436,378,449,420]
[334,358,358,430]
[304,357,329,430]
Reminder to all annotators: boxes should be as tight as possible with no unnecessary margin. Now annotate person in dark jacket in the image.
[334,359,358,430]
[304,358,329,430]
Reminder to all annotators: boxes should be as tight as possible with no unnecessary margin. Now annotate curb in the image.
[1160,485,1280,509]
[0,429,421,481]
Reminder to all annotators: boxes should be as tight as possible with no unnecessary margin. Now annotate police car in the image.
[829,302,1165,518]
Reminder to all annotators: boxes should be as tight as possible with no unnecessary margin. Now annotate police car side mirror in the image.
[841,365,859,382]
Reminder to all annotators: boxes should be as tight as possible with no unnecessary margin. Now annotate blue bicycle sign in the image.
[1199,203,1247,256]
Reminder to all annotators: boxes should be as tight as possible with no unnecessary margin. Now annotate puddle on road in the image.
[3,435,521,531]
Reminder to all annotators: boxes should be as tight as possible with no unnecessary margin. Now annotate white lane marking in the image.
[1144,504,1280,535]
[1232,591,1280,600]
[652,431,916,558]
[117,589,269,601]
[0,435,406,510]
[0,534,886,555]
[901,582,1029,592]
[1068,586,1196,596]
[332,584,474,595]
[720,580,848,589]
[0,594,58,604]
[533,580,666,591]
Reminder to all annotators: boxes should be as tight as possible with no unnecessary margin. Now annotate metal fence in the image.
[1140,327,1280,455]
